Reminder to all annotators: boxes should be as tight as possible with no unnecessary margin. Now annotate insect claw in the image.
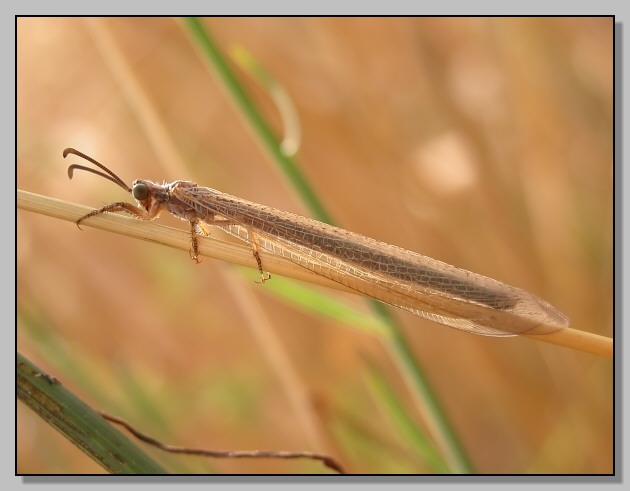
[189,249,205,264]
[254,272,271,284]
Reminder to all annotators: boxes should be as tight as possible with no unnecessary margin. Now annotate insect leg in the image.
[76,202,152,230]
[249,230,271,283]
[188,219,206,264]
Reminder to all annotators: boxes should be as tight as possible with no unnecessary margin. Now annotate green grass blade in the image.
[247,269,389,335]
[370,302,473,473]
[364,359,449,472]
[17,352,167,474]
[230,45,302,156]
[182,17,473,473]
[182,17,331,223]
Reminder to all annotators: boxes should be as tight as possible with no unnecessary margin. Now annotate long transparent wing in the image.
[175,186,569,337]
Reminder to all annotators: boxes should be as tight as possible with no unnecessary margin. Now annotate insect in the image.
[64,148,569,338]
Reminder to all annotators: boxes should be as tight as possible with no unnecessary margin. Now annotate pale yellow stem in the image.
[18,189,613,358]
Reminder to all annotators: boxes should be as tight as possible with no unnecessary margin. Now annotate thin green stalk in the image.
[183,17,331,224]
[364,358,448,473]
[371,302,472,472]
[181,17,472,473]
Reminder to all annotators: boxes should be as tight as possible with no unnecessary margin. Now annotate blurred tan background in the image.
[17,17,613,474]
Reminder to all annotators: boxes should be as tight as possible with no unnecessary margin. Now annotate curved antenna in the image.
[63,148,132,193]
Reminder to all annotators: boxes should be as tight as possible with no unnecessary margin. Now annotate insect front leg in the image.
[76,202,152,230]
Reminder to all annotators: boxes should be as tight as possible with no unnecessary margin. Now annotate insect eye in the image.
[132,183,149,201]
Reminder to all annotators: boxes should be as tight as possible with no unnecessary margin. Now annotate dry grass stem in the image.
[18,188,612,357]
